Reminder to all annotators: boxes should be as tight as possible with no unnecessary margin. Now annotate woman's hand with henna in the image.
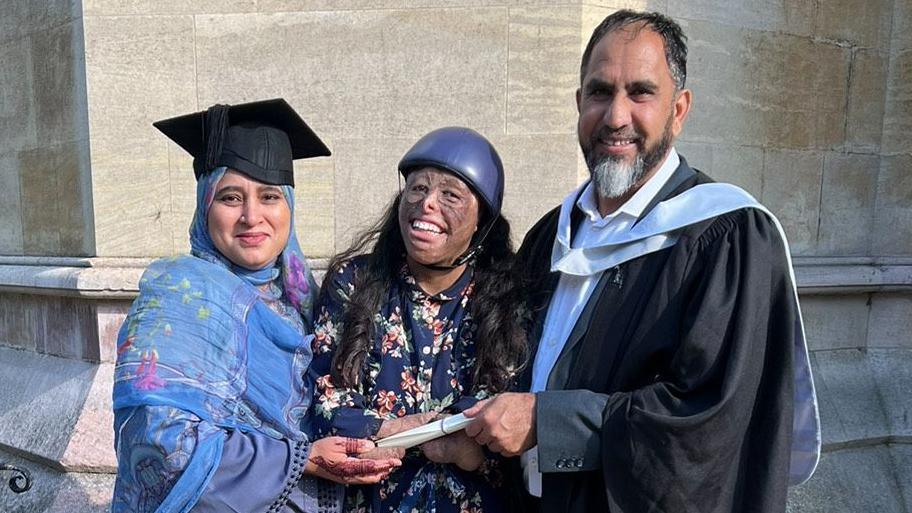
[306,437,400,485]
[375,411,438,438]
[356,411,437,461]
[419,429,485,471]
[356,445,406,461]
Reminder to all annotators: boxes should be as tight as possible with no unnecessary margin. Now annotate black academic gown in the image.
[514,159,795,513]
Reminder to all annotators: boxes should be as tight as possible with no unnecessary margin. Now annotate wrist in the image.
[304,458,318,476]
[306,438,328,473]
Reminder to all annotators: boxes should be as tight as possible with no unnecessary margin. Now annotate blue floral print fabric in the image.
[309,256,505,513]
[112,167,318,513]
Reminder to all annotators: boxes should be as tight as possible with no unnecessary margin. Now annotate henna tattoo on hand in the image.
[343,437,361,456]
[311,456,393,478]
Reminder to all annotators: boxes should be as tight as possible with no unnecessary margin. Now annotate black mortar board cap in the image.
[153,98,331,186]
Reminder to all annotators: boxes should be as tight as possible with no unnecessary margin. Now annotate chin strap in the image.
[420,247,478,272]
[419,217,497,271]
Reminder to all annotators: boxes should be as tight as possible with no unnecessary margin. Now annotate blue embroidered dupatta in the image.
[112,168,317,512]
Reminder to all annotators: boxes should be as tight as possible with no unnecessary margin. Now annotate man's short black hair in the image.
[580,10,688,90]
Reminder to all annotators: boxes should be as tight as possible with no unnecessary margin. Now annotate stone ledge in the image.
[0,257,150,299]
[0,346,115,472]
[0,256,331,298]
[0,256,909,298]
[793,257,912,295]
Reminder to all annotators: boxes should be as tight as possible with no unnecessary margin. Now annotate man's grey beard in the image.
[588,153,647,199]
[585,119,674,200]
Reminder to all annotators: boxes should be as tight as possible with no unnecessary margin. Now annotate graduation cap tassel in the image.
[204,104,230,171]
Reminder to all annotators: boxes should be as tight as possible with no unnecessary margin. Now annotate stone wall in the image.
[73,0,912,261]
[0,1,910,511]
[673,0,901,258]
[0,1,94,257]
[79,1,593,259]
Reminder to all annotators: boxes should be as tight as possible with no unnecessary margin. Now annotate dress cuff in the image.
[300,475,344,513]
[266,438,312,512]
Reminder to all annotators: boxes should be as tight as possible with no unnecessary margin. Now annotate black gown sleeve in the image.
[536,209,796,513]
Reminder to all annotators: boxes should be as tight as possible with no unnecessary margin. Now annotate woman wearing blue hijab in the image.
[112,99,398,513]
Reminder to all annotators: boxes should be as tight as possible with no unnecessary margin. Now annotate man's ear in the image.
[576,88,582,113]
[671,88,692,138]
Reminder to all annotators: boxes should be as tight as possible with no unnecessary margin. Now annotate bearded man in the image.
[464,10,821,513]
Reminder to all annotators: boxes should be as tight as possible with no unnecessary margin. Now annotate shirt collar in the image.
[399,262,475,302]
[576,148,680,223]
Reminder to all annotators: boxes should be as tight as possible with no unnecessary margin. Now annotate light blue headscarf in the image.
[112,167,318,512]
[186,167,317,328]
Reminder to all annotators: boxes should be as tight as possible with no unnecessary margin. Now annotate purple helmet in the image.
[398,127,504,220]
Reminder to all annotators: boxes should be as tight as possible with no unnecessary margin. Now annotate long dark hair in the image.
[325,193,527,394]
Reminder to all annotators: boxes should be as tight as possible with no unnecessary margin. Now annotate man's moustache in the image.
[588,128,643,149]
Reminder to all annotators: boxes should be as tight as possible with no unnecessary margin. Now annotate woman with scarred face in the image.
[308,127,527,512]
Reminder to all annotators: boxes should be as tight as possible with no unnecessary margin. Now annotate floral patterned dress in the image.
[309,256,504,513]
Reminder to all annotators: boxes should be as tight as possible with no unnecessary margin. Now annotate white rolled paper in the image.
[375,413,474,449]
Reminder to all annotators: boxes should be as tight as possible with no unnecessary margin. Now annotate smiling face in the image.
[398,167,480,268]
[577,23,691,199]
[207,169,291,270]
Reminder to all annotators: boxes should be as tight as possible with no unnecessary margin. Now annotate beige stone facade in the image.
[1,0,910,511]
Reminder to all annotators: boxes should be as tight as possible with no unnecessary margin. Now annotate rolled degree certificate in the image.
[375,413,474,449]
